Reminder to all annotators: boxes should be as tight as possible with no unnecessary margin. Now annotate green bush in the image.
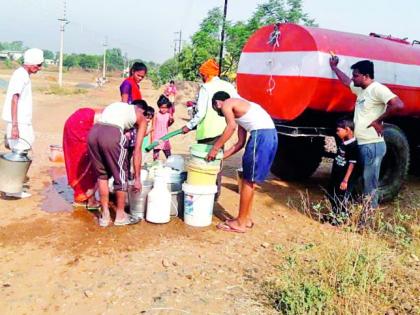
[264,280,332,314]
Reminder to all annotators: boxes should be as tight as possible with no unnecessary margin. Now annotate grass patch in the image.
[263,236,392,314]
[263,189,419,314]
[38,85,88,95]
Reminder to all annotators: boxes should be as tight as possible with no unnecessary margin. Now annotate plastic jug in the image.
[146,175,171,223]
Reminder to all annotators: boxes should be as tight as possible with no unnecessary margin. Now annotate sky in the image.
[0,0,419,63]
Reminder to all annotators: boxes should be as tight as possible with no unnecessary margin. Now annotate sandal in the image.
[86,204,101,211]
[217,221,246,233]
[98,216,111,227]
[114,214,141,226]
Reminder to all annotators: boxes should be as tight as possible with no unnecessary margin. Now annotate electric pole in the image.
[102,37,108,80]
[173,39,177,59]
[174,31,182,55]
[219,0,228,76]
[174,31,182,76]
[58,0,69,87]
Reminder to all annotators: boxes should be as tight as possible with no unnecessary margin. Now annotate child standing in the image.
[152,95,173,160]
[327,118,359,225]
[164,80,177,104]
[141,106,155,159]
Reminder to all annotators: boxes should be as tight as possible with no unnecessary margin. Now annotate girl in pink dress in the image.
[152,95,173,160]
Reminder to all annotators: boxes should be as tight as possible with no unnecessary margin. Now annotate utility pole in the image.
[58,0,69,87]
[102,37,108,80]
[173,39,177,59]
[219,0,228,76]
[174,31,182,55]
[174,31,182,76]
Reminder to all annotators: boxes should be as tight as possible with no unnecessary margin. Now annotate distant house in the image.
[44,59,56,65]
[0,50,24,61]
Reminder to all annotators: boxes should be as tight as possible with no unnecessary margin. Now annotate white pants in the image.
[6,123,34,151]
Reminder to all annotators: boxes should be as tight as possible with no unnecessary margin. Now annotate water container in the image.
[186,161,219,185]
[166,155,185,171]
[170,190,184,217]
[128,180,153,220]
[49,145,64,163]
[183,183,217,227]
[146,176,171,223]
[0,147,32,194]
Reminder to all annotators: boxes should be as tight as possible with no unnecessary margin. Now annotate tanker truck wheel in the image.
[377,124,410,202]
[270,135,324,180]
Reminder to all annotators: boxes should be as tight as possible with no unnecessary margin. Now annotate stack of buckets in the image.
[182,144,222,227]
[128,163,186,223]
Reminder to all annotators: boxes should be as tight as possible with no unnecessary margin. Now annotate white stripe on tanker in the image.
[238,51,420,88]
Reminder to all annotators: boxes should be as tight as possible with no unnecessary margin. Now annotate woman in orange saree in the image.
[63,107,102,208]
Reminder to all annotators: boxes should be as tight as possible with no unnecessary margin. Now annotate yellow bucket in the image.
[187,162,219,185]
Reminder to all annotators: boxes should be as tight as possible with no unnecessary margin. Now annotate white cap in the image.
[23,48,44,65]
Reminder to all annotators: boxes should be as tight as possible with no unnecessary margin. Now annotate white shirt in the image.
[351,81,396,145]
[99,102,137,130]
[235,102,275,132]
[2,67,33,124]
[186,77,239,130]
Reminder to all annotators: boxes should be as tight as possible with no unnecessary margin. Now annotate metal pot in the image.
[0,144,32,194]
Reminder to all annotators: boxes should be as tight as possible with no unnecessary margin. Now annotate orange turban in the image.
[199,59,219,78]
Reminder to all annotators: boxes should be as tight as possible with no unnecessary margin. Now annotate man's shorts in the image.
[242,129,278,183]
[87,123,129,191]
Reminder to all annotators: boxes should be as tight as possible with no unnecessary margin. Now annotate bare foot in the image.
[226,218,254,229]
[217,220,246,233]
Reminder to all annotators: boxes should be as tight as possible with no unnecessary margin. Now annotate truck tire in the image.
[378,124,410,202]
[270,135,324,180]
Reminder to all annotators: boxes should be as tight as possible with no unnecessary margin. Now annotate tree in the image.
[43,49,55,60]
[79,54,99,69]
[63,54,79,70]
[1,41,25,51]
[158,58,178,83]
[106,48,124,71]
[166,0,316,80]
[224,0,316,74]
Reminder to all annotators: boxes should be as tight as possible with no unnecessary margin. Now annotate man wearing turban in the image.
[182,58,239,199]
[2,48,44,198]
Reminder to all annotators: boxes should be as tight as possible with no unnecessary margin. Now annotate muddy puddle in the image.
[41,167,73,213]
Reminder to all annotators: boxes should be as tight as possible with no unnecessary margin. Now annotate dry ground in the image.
[0,66,418,314]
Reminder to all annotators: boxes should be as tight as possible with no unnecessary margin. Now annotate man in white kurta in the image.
[2,48,44,198]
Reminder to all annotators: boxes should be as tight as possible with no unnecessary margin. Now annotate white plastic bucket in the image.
[182,183,217,227]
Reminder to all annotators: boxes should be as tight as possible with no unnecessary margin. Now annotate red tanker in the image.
[236,23,420,201]
[237,23,420,121]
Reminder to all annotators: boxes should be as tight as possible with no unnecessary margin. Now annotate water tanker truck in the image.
[237,23,420,202]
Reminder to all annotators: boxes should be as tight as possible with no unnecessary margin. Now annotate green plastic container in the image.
[190,144,223,160]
